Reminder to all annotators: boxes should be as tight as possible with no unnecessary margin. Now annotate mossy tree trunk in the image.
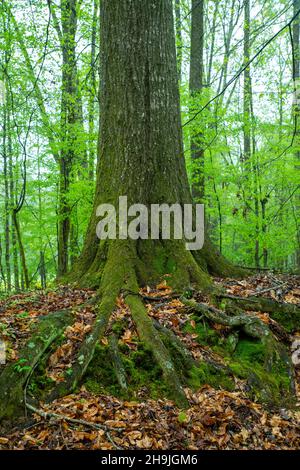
[0,1,251,421]
[57,0,244,407]
[73,0,240,289]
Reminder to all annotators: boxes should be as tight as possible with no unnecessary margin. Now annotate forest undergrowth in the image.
[0,273,299,450]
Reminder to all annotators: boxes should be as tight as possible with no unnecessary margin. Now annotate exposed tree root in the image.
[181,296,296,405]
[47,241,189,408]
[46,242,129,402]
[182,297,270,339]
[0,310,73,423]
[152,319,197,371]
[125,285,189,408]
[217,294,300,333]
[108,333,128,392]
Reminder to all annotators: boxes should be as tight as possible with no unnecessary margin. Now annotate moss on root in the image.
[184,316,222,348]
[85,340,235,401]
[84,342,169,400]
[229,338,294,407]
[188,364,235,392]
[184,317,295,407]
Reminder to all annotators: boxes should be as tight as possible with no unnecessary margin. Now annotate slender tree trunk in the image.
[3,93,11,291]
[70,209,79,267]
[11,224,20,291]
[8,109,20,291]
[0,237,6,291]
[243,0,260,267]
[207,1,219,88]
[57,0,87,276]
[189,0,205,202]
[243,0,251,163]
[38,148,46,289]
[88,0,99,181]
[12,210,29,289]
[293,0,300,270]
[39,251,47,289]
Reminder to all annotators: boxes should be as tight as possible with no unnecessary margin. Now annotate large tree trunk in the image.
[73,0,238,289]
[73,0,204,288]
[52,0,242,409]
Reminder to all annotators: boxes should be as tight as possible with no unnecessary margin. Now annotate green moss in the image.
[135,239,211,292]
[84,342,169,400]
[184,319,294,407]
[233,339,265,363]
[229,338,294,407]
[84,344,120,396]
[184,317,221,348]
[269,311,298,334]
[188,364,235,391]
[152,246,175,275]
[27,330,71,399]
[112,320,126,337]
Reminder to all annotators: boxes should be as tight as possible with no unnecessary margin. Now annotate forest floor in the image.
[0,273,299,450]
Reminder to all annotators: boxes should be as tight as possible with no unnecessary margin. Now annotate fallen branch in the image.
[249,283,286,297]
[25,403,123,450]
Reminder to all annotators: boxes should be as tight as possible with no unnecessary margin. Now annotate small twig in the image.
[250,283,286,297]
[26,403,123,450]
[141,293,181,302]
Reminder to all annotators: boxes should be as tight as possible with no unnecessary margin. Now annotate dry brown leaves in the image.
[0,385,299,450]
[0,276,299,450]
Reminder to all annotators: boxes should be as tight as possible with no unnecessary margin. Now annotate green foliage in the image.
[13,358,32,374]
[0,0,299,294]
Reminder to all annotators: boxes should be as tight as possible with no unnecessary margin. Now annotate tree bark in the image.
[293,0,300,270]
[56,0,244,408]
[243,0,251,164]
[51,0,88,276]
[189,0,205,202]
[88,0,99,181]
[174,0,182,81]
[12,210,30,289]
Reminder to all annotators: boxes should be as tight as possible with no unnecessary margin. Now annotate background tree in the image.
[189,0,205,201]
[0,0,299,293]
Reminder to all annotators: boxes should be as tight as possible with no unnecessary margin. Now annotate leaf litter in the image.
[0,274,299,450]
